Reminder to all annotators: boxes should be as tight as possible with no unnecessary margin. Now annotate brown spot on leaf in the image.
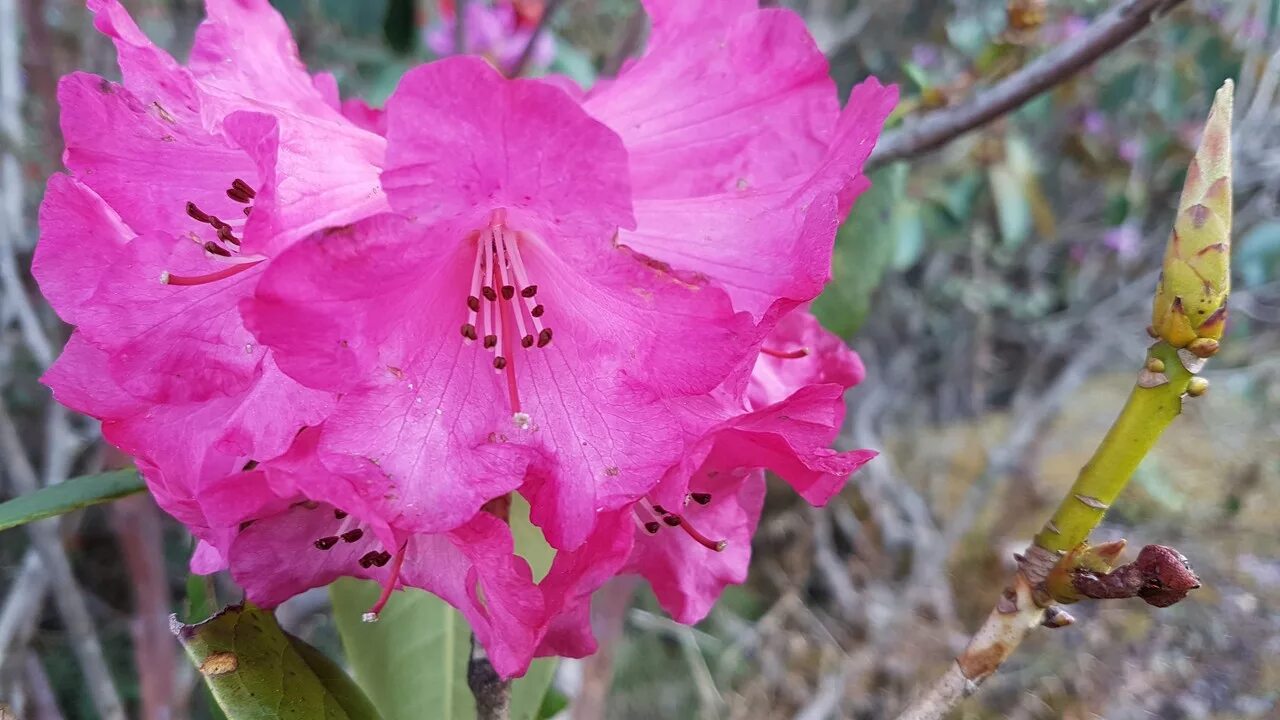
[199,651,238,676]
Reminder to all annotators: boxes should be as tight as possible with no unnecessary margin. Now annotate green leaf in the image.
[0,469,144,533]
[332,497,557,720]
[811,163,909,336]
[173,604,381,720]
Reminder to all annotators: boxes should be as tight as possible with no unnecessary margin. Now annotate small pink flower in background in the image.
[1102,222,1143,260]
[426,0,555,73]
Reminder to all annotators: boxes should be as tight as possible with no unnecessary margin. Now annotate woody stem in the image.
[895,342,1203,720]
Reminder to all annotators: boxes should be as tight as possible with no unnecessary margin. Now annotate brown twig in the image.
[112,494,177,720]
[506,0,565,77]
[467,632,511,720]
[0,406,126,720]
[453,0,468,55]
[869,0,1187,169]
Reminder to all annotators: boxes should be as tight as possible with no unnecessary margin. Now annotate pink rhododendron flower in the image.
[247,0,894,559]
[35,0,384,550]
[427,0,555,73]
[535,309,874,655]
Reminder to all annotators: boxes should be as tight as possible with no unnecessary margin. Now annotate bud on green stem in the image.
[1150,80,1233,358]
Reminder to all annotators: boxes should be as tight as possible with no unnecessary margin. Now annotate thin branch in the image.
[506,0,565,77]
[453,0,468,55]
[0,406,126,720]
[869,0,1187,169]
[467,632,511,720]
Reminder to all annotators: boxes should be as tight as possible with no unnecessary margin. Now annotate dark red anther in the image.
[662,515,682,527]
[644,521,661,534]
[482,286,498,301]
[314,536,339,550]
[334,509,348,520]
[521,335,534,348]
[217,226,240,246]
[467,296,481,312]
[521,285,538,298]
[483,335,498,349]
[690,492,712,506]
[231,178,257,199]
[341,529,364,543]
[461,324,478,341]
[493,356,508,370]
[186,201,210,223]
[203,241,232,257]
[358,550,381,568]
[501,285,515,300]
[243,207,252,217]
[227,186,252,203]
[530,304,545,318]
[371,551,393,567]
[651,505,668,515]
[537,328,553,347]
[242,460,260,471]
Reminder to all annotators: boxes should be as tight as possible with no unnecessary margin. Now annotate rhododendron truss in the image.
[33,0,896,683]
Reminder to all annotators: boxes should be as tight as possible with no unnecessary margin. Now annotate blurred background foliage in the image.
[2,0,1279,718]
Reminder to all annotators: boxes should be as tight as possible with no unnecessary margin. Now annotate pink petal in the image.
[189,0,338,121]
[32,174,133,326]
[586,6,838,199]
[222,110,387,256]
[626,468,765,624]
[41,332,147,420]
[614,79,899,319]
[749,308,865,408]
[75,231,263,404]
[228,506,543,678]
[381,56,634,238]
[534,509,634,658]
[56,72,257,242]
[86,0,201,121]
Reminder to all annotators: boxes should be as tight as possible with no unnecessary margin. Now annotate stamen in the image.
[186,202,210,223]
[334,509,348,519]
[631,504,663,534]
[232,178,257,199]
[217,226,241,247]
[465,230,485,343]
[689,492,712,506]
[503,231,546,336]
[363,543,408,622]
[661,514,727,552]
[341,529,364,543]
[537,328,553,348]
[160,259,262,286]
[203,241,232,258]
[358,550,381,569]
[761,346,809,360]
[314,536,339,550]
